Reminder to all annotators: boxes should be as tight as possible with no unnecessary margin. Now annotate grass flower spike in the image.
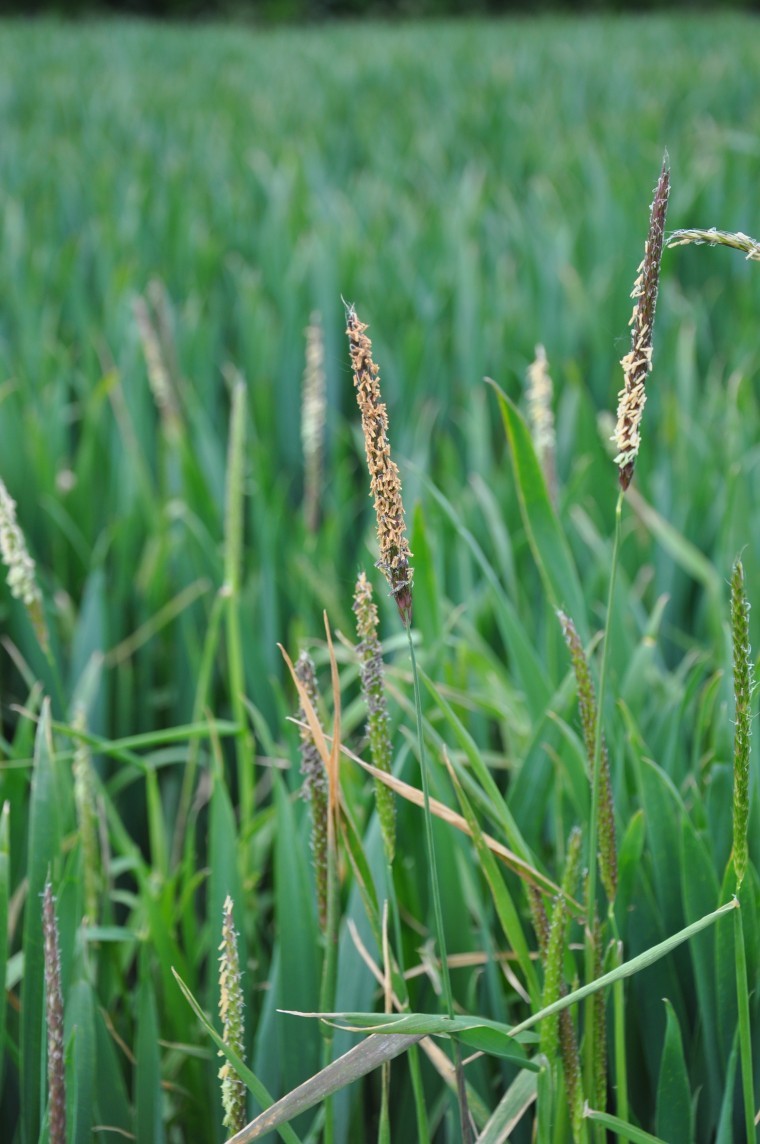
[302,312,327,533]
[558,611,618,904]
[525,344,557,501]
[218,895,247,1136]
[43,881,67,1144]
[614,158,670,491]
[731,557,753,890]
[667,227,760,261]
[72,711,101,926]
[345,302,413,624]
[295,651,329,930]
[353,571,396,863]
[0,476,48,650]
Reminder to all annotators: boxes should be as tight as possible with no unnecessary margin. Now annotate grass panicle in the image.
[133,288,180,437]
[0,475,48,651]
[613,157,670,491]
[218,895,247,1136]
[540,826,583,1063]
[295,651,329,931]
[559,1002,585,1142]
[558,612,618,904]
[345,301,413,624]
[731,556,753,891]
[302,311,327,534]
[525,343,557,502]
[353,571,396,864]
[42,880,66,1144]
[667,227,760,261]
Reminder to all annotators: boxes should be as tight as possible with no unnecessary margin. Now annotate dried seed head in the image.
[302,312,327,534]
[218,895,247,1135]
[353,571,396,864]
[731,557,753,889]
[558,612,618,903]
[345,303,413,624]
[295,652,328,929]
[613,158,670,490]
[0,477,48,650]
[43,881,67,1144]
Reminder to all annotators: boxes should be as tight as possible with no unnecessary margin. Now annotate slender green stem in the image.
[318,808,340,1144]
[387,860,429,1144]
[405,620,472,1143]
[610,914,629,1129]
[584,492,622,1097]
[406,620,453,1017]
[734,902,755,1143]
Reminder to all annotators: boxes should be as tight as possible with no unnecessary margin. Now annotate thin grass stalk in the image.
[583,491,623,1102]
[610,935,628,1125]
[223,377,255,844]
[734,904,755,1144]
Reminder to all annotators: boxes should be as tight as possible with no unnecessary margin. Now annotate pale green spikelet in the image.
[302,312,326,534]
[353,571,396,864]
[527,883,550,963]
[540,826,583,1062]
[218,895,247,1135]
[525,344,557,502]
[667,227,760,262]
[133,287,181,438]
[72,710,101,925]
[0,476,48,651]
[295,652,329,930]
[43,880,67,1144]
[558,612,618,903]
[731,557,754,890]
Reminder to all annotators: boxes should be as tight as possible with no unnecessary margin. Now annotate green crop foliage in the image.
[0,12,759,1143]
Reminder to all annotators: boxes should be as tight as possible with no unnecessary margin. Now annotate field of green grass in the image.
[1,11,760,1143]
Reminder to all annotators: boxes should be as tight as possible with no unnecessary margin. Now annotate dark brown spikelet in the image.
[345,302,413,624]
[614,158,670,491]
[43,881,67,1144]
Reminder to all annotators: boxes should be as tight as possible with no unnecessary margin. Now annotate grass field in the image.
[1,11,760,1142]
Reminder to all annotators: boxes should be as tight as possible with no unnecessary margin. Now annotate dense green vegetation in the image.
[1,13,760,1142]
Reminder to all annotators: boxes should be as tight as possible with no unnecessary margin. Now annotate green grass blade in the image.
[489,383,587,639]
[655,999,692,1144]
[20,700,60,1144]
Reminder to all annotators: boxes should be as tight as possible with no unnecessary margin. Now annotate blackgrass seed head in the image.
[295,651,329,929]
[353,571,396,863]
[218,895,247,1136]
[302,312,326,534]
[614,158,670,491]
[731,556,754,889]
[43,880,67,1144]
[0,476,48,650]
[345,302,413,625]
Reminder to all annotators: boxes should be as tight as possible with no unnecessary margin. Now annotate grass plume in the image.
[295,651,329,931]
[42,880,66,1144]
[345,301,413,624]
[302,311,327,534]
[218,895,247,1136]
[614,158,670,491]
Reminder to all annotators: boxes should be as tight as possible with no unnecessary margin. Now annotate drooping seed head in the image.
[345,302,413,624]
[613,158,670,491]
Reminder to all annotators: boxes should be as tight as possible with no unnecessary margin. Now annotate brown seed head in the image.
[614,158,670,490]
[345,303,413,624]
[43,881,67,1144]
